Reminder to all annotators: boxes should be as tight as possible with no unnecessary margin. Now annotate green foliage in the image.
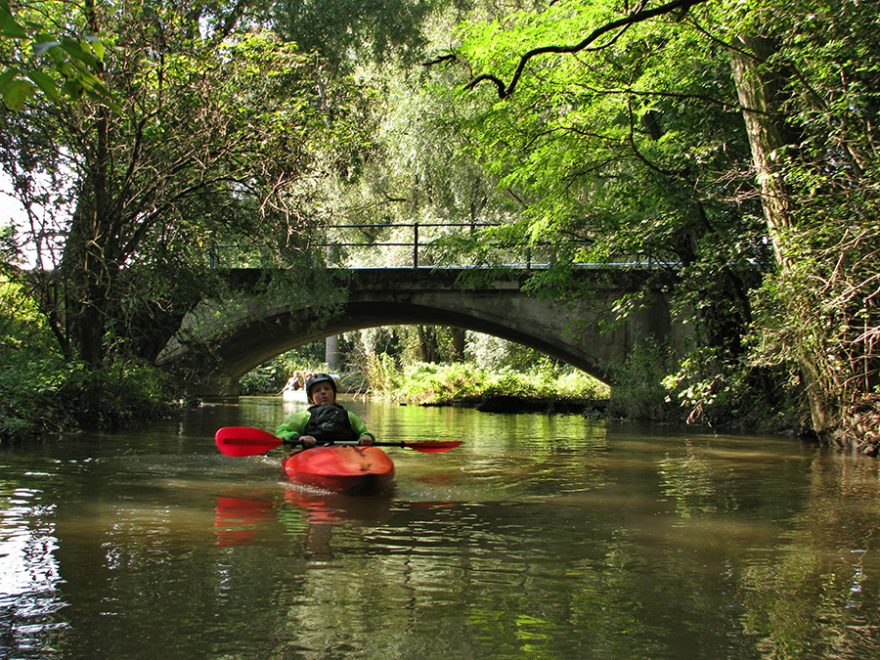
[1,279,175,440]
[395,361,490,403]
[466,332,548,371]
[605,340,675,422]
[436,0,880,438]
[0,352,175,441]
[273,0,438,71]
[0,341,69,439]
[1,2,373,369]
[239,342,327,395]
[367,357,608,405]
[3,0,876,441]
[239,363,282,396]
[0,0,117,110]
[441,2,772,428]
[0,277,50,348]
[716,0,880,443]
[55,359,175,431]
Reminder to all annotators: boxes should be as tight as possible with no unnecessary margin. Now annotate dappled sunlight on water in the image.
[2,397,880,658]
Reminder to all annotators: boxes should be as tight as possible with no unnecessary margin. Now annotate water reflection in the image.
[1,401,880,658]
[0,483,66,656]
[739,453,880,658]
[213,495,277,546]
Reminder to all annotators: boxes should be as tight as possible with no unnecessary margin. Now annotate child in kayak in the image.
[275,373,375,449]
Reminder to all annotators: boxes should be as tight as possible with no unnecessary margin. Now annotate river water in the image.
[2,396,880,659]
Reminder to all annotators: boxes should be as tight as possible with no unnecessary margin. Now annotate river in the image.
[1,396,879,658]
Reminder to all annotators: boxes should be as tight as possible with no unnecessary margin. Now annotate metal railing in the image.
[322,221,502,269]
[209,221,664,270]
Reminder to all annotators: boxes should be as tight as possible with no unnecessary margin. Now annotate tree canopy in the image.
[444,0,880,448]
[1,0,372,367]
[1,0,877,450]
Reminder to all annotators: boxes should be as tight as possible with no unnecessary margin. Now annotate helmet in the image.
[305,373,337,399]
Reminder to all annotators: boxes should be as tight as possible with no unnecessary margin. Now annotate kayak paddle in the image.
[215,426,462,457]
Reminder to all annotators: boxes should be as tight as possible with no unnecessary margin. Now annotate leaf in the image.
[60,78,84,100]
[85,85,122,113]
[60,37,101,69]
[27,70,60,101]
[0,6,27,39]
[84,35,105,61]
[0,67,17,91]
[34,38,62,58]
[2,78,34,111]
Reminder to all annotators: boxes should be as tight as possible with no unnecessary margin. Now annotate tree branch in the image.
[465,0,714,98]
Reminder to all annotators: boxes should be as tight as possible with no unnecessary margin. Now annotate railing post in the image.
[326,240,339,266]
[413,222,419,268]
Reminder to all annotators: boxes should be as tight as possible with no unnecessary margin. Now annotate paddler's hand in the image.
[358,435,374,446]
[299,435,317,448]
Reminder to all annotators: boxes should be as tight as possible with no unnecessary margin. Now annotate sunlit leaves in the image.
[273,0,435,71]
[0,0,116,111]
[449,0,762,280]
[1,1,378,368]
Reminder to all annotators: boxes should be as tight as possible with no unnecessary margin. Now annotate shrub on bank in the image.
[239,342,328,395]
[1,279,176,441]
[605,340,675,421]
[1,352,176,441]
[368,359,609,405]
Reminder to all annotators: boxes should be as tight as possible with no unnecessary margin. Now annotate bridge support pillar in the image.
[325,335,341,372]
[188,373,240,400]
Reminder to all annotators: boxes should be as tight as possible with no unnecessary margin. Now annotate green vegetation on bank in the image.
[364,356,609,406]
[238,336,609,408]
[1,279,176,441]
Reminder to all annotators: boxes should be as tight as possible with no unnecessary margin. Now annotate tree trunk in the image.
[417,325,437,363]
[729,36,796,269]
[451,327,466,362]
[325,335,341,371]
[729,35,835,433]
[62,205,111,368]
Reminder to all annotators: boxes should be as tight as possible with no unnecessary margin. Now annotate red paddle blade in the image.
[402,441,462,453]
[215,426,283,457]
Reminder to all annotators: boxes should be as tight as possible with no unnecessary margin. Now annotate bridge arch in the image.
[159,268,678,397]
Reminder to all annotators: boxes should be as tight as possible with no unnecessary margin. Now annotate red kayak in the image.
[281,446,395,495]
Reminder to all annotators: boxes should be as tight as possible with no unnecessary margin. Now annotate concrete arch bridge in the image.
[158,267,681,398]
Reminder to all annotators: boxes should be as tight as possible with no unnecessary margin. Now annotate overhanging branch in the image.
[465,0,714,99]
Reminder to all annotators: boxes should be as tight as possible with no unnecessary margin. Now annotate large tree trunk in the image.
[451,327,466,362]
[729,36,835,433]
[62,204,112,368]
[417,325,438,363]
[62,0,112,368]
[729,36,795,268]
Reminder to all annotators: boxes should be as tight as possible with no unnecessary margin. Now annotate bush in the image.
[239,343,327,395]
[662,345,802,432]
[58,360,175,431]
[367,359,609,405]
[1,278,177,441]
[606,340,675,421]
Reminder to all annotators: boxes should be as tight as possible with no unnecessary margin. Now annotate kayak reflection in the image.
[213,495,277,546]
[213,489,395,547]
[282,486,393,526]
